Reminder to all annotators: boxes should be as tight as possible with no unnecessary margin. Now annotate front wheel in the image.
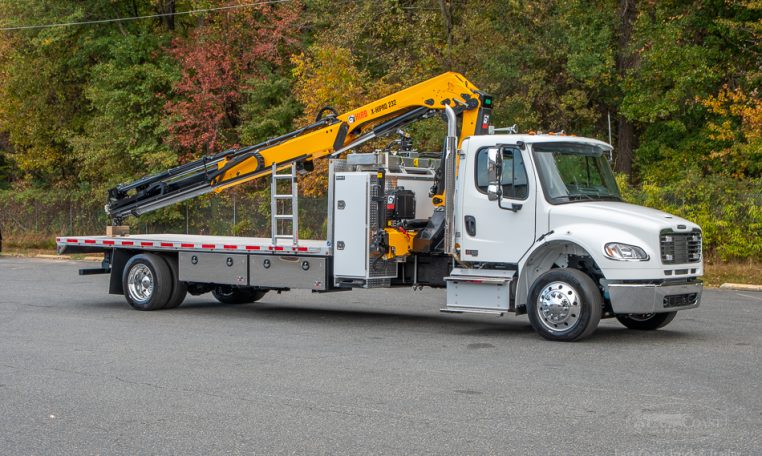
[616,312,677,330]
[527,268,602,342]
[212,286,267,304]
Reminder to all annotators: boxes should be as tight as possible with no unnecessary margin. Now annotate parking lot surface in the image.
[1,256,760,455]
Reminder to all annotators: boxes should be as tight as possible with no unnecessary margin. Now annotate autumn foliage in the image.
[0,0,760,258]
[702,87,762,178]
[165,1,301,158]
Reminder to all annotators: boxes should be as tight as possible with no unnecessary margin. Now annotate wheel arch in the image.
[516,239,605,311]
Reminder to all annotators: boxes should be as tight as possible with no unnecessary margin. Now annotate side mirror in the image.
[486,147,502,201]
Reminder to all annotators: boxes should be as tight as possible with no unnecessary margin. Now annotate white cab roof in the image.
[465,134,612,150]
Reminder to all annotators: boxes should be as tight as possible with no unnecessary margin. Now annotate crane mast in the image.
[106,72,493,223]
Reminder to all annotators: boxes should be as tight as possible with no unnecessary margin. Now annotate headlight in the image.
[603,243,650,261]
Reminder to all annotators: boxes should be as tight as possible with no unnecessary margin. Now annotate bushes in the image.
[618,173,762,261]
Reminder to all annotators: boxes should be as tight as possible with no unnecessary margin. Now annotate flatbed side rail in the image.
[56,236,331,256]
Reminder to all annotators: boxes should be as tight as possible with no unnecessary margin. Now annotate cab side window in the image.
[475,147,529,200]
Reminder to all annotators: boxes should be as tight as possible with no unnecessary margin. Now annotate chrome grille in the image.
[660,230,702,264]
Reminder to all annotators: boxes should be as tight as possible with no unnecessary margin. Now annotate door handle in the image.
[464,215,476,236]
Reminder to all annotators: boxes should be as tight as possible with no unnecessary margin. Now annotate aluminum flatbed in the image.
[56,234,331,256]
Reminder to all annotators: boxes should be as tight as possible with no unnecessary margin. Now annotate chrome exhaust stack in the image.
[443,104,458,256]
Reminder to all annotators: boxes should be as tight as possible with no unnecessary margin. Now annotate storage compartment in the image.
[250,255,328,290]
[332,171,396,286]
[178,252,248,285]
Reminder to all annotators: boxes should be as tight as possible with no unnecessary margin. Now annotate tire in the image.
[122,253,173,311]
[161,255,187,309]
[616,312,677,330]
[527,268,602,342]
[212,286,267,305]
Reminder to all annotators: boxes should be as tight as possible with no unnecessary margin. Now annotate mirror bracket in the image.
[486,147,503,201]
[498,200,523,212]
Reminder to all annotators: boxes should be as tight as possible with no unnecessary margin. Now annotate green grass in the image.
[704,258,762,287]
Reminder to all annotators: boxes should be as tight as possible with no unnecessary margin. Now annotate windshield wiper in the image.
[567,194,597,201]
[564,193,621,202]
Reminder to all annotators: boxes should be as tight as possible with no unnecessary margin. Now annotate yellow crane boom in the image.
[106,72,492,222]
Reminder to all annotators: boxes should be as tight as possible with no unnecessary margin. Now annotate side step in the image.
[440,307,505,316]
[442,267,515,315]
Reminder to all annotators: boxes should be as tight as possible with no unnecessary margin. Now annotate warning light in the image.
[483,96,493,106]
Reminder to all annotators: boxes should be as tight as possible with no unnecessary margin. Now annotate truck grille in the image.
[660,229,702,264]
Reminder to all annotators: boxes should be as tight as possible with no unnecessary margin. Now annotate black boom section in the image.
[105,106,442,223]
[105,116,341,223]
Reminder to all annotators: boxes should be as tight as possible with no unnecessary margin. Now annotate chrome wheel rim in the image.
[537,281,581,333]
[127,264,154,304]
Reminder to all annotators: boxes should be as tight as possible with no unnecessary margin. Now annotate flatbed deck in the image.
[56,234,331,256]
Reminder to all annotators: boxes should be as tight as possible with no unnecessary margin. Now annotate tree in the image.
[70,33,180,192]
[0,0,182,187]
[614,0,637,175]
[165,0,301,158]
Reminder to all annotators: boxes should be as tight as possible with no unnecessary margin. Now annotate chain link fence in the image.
[0,189,328,250]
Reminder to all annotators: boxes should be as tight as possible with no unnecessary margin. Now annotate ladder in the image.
[271,163,299,246]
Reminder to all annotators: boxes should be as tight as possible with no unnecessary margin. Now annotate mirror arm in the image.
[497,198,523,212]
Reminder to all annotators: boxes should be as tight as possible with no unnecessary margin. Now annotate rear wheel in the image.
[212,286,267,304]
[122,254,172,311]
[161,255,187,309]
[527,268,602,342]
[616,312,677,330]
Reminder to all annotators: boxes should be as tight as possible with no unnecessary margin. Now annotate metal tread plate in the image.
[444,276,512,285]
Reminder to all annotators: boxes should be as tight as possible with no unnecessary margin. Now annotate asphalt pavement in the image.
[1,256,760,455]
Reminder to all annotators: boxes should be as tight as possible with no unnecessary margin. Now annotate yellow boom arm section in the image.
[106,72,491,222]
[212,72,491,192]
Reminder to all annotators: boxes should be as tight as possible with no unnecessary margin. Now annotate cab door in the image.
[458,146,536,264]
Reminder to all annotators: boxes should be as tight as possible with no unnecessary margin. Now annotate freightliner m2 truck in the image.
[57,72,703,341]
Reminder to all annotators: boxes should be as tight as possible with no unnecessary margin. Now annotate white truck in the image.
[57,72,703,341]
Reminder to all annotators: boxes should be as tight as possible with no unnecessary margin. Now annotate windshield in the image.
[532,142,620,204]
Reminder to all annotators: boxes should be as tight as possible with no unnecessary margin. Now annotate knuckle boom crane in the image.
[106,72,493,223]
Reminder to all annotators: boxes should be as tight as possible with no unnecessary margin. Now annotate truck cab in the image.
[447,134,702,340]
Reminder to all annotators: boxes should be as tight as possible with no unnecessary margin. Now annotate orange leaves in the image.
[291,45,369,119]
[702,85,761,142]
[290,44,404,197]
[290,45,369,197]
[700,85,762,178]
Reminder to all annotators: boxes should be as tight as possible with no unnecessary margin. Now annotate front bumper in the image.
[607,280,702,314]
